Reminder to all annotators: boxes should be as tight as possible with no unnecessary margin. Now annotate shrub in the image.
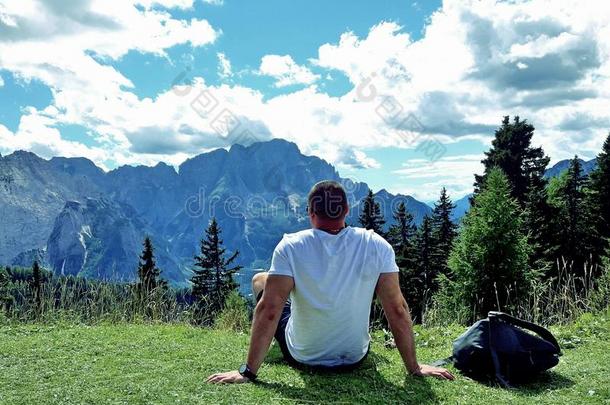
[214,291,250,333]
[591,253,610,312]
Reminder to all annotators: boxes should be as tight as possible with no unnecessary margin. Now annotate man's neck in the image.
[315,224,346,235]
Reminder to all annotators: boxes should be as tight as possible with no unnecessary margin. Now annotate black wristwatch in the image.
[239,364,257,381]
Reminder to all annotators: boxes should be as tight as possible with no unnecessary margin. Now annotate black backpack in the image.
[437,312,562,387]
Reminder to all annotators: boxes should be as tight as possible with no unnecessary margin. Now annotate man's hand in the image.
[206,371,251,384]
[376,274,455,383]
[411,364,455,380]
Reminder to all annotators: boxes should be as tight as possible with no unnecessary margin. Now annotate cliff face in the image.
[0,139,433,285]
[0,151,105,266]
[47,200,90,278]
[47,198,184,282]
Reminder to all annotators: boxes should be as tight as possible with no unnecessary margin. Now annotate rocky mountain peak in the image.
[1,139,433,285]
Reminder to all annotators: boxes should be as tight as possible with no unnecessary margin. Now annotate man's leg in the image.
[251,272,268,303]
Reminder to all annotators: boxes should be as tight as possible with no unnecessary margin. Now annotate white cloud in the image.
[259,55,320,87]
[312,1,610,164]
[0,1,218,60]
[0,108,109,167]
[393,154,485,201]
[217,52,232,79]
[314,22,413,86]
[0,0,219,165]
[134,0,224,9]
[135,0,196,9]
[335,149,381,170]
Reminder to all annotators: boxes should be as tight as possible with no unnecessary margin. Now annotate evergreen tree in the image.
[409,215,435,321]
[446,168,532,321]
[523,173,558,274]
[549,157,597,273]
[431,188,458,277]
[474,116,550,206]
[474,115,556,274]
[0,266,12,315]
[587,133,610,257]
[388,202,419,317]
[137,236,165,294]
[358,189,386,237]
[388,202,417,256]
[31,260,42,312]
[191,218,242,322]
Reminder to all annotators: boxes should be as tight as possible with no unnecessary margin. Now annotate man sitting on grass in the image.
[207,180,454,384]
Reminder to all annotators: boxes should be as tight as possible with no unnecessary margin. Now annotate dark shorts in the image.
[256,291,369,373]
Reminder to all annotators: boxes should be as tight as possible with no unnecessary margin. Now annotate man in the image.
[207,180,454,384]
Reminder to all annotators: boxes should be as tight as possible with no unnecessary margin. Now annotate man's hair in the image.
[307,180,349,220]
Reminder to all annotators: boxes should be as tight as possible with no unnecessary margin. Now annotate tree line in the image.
[0,219,243,325]
[360,116,610,324]
[2,116,609,326]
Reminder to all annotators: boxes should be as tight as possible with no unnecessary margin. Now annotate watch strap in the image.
[239,364,257,381]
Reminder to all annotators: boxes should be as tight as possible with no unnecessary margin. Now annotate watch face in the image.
[239,364,256,380]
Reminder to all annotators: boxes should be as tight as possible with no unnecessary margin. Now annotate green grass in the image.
[1,314,609,405]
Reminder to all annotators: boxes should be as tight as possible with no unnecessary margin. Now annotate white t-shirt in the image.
[268,226,399,366]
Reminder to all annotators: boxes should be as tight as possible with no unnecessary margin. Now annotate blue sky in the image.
[1,0,609,201]
[107,1,439,100]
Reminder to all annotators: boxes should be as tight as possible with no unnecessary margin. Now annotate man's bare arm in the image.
[207,274,294,384]
[246,274,294,374]
[376,273,454,380]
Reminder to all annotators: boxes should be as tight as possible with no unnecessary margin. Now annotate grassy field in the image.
[1,313,609,405]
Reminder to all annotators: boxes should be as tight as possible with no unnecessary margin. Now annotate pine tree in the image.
[31,260,42,313]
[474,115,555,273]
[137,236,165,294]
[523,175,558,274]
[446,168,532,321]
[191,218,242,322]
[388,202,417,256]
[564,158,589,265]
[0,266,12,315]
[358,189,386,237]
[587,133,610,258]
[474,116,550,206]
[388,202,419,317]
[549,157,597,273]
[431,188,458,278]
[409,215,435,321]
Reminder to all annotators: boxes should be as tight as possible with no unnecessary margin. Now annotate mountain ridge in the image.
[0,139,432,285]
[545,157,598,179]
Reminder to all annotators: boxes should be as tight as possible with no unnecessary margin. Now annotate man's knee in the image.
[252,271,269,285]
[251,271,269,295]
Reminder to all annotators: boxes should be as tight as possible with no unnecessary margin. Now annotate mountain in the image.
[0,151,105,267]
[0,140,432,285]
[452,194,472,222]
[545,158,598,179]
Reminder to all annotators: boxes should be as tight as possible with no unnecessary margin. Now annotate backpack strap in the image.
[488,312,562,354]
[488,315,513,388]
